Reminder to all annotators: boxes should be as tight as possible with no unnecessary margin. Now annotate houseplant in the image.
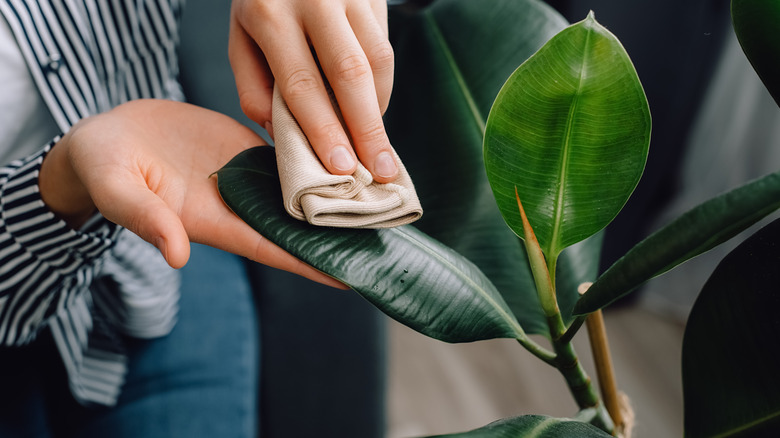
[216,0,780,435]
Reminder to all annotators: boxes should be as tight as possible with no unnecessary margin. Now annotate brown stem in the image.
[586,309,624,434]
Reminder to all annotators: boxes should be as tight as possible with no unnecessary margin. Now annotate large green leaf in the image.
[386,0,592,336]
[426,415,612,437]
[216,146,524,343]
[483,12,651,261]
[682,217,780,437]
[575,170,780,314]
[732,0,780,106]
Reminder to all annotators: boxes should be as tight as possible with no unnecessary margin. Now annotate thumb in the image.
[94,182,191,269]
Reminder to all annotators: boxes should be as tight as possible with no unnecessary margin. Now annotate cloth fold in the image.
[272,84,423,229]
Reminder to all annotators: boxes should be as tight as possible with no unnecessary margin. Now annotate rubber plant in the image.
[216,0,780,435]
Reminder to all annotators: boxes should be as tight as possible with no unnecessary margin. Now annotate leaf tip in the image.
[582,10,603,31]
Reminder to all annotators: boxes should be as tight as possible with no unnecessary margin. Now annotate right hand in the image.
[39,99,345,289]
[228,0,399,183]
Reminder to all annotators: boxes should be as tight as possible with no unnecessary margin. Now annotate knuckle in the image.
[237,90,271,123]
[311,120,349,146]
[332,52,371,84]
[283,67,321,99]
[353,121,388,147]
[309,0,329,10]
[242,0,277,21]
[367,41,394,72]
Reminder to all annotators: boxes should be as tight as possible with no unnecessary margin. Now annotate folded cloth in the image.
[272,84,423,229]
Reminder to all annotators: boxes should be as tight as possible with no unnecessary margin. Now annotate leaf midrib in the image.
[707,406,780,437]
[391,226,525,339]
[424,10,485,133]
[526,417,557,436]
[549,25,593,258]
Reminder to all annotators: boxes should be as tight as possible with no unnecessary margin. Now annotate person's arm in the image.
[39,99,342,281]
[228,0,398,183]
[1,99,343,346]
[0,138,121,346]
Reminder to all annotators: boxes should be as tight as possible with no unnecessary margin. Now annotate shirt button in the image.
[43,54,62,72]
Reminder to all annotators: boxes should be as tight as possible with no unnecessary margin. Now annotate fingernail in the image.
[374,151,398,179]
[330,146,356,172]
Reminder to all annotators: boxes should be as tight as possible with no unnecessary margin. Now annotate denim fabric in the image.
[0,243,258,438]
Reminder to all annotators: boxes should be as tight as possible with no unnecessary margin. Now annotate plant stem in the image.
[546,283,615,434]
[552,338,597,409]
[552,335,616,434]
[513,189,614,434]
[586,309,624,434]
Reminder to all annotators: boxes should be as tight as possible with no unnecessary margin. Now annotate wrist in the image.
[39,133,97,229]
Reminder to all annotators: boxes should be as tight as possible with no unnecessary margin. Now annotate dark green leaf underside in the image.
[576,169,780,314]
[427,415,612,437]
[683,217,780,437]
[216,146,523,343]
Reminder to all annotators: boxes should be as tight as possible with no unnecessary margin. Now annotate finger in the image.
[229,14,275,131]
[251,13,359,177]
[212,220,347,290]
[92,175,191,269]
[347,1,394,114]
[186,184,347,289]
[368,0,389,35]
[306,9,398,183]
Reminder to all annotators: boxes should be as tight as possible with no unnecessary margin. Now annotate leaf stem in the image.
[559,314,587,344]
[516,336,557,366]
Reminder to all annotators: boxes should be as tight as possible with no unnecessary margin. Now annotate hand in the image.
[39,99,345,289]
[228,0,399,183]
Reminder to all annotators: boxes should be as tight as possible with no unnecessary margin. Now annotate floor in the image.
[386,303,686,438]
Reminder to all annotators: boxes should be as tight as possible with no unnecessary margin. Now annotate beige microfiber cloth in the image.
[272,84,423,229]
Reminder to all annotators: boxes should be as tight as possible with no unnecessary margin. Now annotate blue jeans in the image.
[0,244,258,438]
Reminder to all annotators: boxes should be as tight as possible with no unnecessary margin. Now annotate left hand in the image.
[40,99,345,289]
[228,0,398,183]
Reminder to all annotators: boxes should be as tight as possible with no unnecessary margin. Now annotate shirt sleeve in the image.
[0,138,120,346]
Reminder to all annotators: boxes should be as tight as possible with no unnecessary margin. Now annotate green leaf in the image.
[483,12,651,261]
[575,170,780,314]
[682,217,780,437]
[216,146,524,343]
[732,0,780,106]
[425,415,612,437]
[387,0,587,336]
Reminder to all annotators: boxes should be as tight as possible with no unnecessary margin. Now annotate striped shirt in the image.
[0,0,184,406]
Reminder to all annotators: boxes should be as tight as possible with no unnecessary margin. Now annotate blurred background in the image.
[384,2,780,437]
[178,0,780,436]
